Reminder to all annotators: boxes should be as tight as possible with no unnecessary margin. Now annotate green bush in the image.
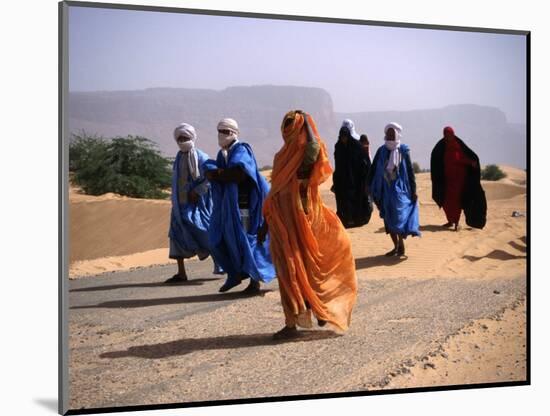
[69,133,108,172]
[412,162,421,174]
[481,164,507,181]
[69,134,172,199]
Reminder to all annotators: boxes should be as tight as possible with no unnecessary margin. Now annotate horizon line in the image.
[68,85,525,124]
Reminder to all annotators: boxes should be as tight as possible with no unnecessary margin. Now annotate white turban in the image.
[341,119,360,140]
[173,123,199,180]
[174,123,197,142]
[217,118,239,134]
[384,122,403,174]
[217,118,239,150]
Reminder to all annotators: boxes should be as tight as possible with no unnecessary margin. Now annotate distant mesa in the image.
[68,85,526,168]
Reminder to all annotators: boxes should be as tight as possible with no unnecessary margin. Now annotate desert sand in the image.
[68,165,527,404]
[382,300,526,390]
[69,165,527,281]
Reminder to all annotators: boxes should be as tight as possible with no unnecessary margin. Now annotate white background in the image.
[1,0,547,415]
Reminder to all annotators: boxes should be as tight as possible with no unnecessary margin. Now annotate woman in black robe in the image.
[332,120,372,228]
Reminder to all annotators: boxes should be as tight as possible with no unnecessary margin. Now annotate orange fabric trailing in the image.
[263,111,358,331]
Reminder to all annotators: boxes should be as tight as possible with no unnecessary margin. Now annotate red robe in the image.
[443,138,470,224]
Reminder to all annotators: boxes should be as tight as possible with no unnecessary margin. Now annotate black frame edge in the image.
[525,31,531,386]
[63,0,530,35]
[65,381,530,415]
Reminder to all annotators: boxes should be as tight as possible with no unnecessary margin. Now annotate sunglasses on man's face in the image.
[218,129,232,135]
[176,136,191,143]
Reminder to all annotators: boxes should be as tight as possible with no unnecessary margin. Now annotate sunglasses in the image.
[176,136,191,143]
[218,129,233,135]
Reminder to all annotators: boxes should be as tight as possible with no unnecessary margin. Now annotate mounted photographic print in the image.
[59,1,529,414]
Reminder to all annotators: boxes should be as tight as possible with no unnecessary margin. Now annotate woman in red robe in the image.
[431,126,487,231]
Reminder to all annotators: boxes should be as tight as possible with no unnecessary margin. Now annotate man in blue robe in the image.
[367,122,421,257]
[166,123,224,284]
[203,118,276,294]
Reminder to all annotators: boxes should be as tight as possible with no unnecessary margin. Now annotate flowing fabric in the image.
[443,139,468,223]
[369,144,421,237]
[333,132,372,228]
[203,142,275,287]
[169,149,217,259]
[263,111,357,332]
[430,137,487,229]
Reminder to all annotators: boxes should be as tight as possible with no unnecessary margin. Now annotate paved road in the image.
[68,259,525,411]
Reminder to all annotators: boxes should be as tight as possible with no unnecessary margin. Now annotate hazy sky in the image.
[69,6,527,123]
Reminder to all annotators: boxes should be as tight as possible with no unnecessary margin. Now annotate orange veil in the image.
[263,111,357,331]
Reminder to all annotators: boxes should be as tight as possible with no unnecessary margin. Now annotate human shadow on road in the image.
[355,255,407,270]
[70,278,220,293]
[71,289,274,310]
[100,330,340,359]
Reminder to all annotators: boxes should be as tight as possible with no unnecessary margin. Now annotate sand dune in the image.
[69,169,526,282]
[499,165,527,186]
[69,192,170,263]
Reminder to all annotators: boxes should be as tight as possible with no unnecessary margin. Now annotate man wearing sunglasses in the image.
[203,118,275,294]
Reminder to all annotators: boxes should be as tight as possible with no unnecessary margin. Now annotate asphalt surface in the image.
[68,260,526,411]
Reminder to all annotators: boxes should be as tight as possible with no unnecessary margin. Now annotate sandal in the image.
[242,279,261,295]
[273,326,299,340]
[164,274,188,284]
[397,244,405,257]
[218,277,242,293]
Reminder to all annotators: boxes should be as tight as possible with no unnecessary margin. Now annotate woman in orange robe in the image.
[259,110,357,339]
